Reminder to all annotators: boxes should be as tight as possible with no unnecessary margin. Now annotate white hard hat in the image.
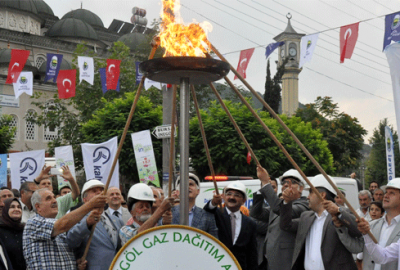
[307,174,337,196]
[175,173,200,190]
[81,179,104,199]
[383,178,400,190]
[225,181,247,199]
[279,169,306,186]
[127,183,156,202]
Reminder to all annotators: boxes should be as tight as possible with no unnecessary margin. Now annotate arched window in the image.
[9,114,19,140]
[35,55,46,70]
[25,109,37,141]
[43,100,58,141]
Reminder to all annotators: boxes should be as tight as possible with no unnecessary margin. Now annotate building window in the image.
[44,100,58,141]
[35,55,46,70]
[25,110,36,141]
[10,114,19,140]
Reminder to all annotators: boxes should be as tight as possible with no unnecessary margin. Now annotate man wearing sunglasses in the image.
[204,181,257,270]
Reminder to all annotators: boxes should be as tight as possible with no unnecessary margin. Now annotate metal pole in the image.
[179,77,190,225]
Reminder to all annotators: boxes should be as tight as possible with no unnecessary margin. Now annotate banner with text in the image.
[55,145,76,190]
[385,126,396,182]
[9,150,45,189]
[81,137,119,187]
[131,130,160,187]
[0,154,7,188]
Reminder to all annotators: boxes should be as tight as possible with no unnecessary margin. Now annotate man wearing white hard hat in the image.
[204,181,257,270]
[67,179,124,270]
[280,174,363,270]
[251,166,309,270]
[358,178,400,270]
[168,173,218,238]
[119,183,173,245]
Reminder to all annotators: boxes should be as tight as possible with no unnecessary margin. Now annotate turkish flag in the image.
[106,59,121,90]
[340,22,359,63]
[247,151,251,165]
[57,70,76,99]
[234,48,255,80]
[6,49,30,84]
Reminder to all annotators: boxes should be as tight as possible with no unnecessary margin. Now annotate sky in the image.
[46,0,400,143]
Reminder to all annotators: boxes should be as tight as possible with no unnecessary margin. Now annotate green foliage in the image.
[264,58,287,113]
[365,119,400,186]
[295,96,367,175]
[189,100,334,180]
[0,114,16,153]
[81,92,162,183]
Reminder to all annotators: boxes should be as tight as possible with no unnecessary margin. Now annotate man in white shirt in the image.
[357,190,372,222]
[19,181,37,223]
[360,178,400,270]
[106,187,130,224]
[280,174,363,270]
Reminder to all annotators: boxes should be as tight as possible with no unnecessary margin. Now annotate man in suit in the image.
[251,166,309,270]
[360,178,400,270]
[204,181,257,270]
[106,187,130,224]
[167,173,218,238]
[280,174,364,270]
[67,180,124,270]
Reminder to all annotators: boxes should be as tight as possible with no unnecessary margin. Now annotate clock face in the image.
[280,49,285,57]
[289,48,297,56]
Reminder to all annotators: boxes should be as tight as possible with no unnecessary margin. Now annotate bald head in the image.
[107,187,122,210]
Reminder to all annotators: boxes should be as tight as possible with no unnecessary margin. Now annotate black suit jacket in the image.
[204,201,257,270]
[0,238,13,270]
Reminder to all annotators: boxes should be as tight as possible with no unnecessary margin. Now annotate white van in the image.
[196,177,360,210]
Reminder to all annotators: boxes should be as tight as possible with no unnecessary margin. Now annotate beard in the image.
[136,213,151,222]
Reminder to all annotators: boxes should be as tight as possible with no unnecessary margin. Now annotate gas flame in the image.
[159,0,212,57]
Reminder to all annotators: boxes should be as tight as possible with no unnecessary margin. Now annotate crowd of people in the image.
[0,164,398,270]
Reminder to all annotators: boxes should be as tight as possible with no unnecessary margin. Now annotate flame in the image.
[159,0,212,57]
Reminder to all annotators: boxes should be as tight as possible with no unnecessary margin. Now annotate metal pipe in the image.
[179,77,190,225]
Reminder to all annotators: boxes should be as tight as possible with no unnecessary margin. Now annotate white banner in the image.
[385,126,395,182]
[81,136,119,187]
[78,56,94,85]
[13,71,33,99]
[55,145,76,190]
[299,33,319,68]
[9,149,45,189]
[131,130,160,186]
[145,78,165,90]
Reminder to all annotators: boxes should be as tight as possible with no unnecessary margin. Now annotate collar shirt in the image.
[188,205,196,227]
[374,214,400,270]
[23,214,76,270]
[20,200,35,224]
[108,207,122,218]
[356,208,372,222]
[305,210,329,270]
[119,222,141,246]
[225,208,242,245]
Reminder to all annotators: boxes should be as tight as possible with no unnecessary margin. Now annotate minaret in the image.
[273,14,304,116]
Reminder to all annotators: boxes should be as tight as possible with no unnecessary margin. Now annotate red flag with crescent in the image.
[234,48,255,80]
[106,59,121,90]
[5,49,30,84]
[340,22,359,63]
[57,70,76,99]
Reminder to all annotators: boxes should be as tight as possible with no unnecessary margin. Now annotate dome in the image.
[38,58,71,73]
[117,32,147,51]
[0,49,34,67]
[62,9,104,28]
[46,18,98,40]
[32,0,54,16]
[0,0,38,15]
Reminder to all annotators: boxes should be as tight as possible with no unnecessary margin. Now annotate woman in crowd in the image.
[0,198,26,269]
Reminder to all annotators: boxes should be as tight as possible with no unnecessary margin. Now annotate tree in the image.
[189,99,334,181]
[295,96,367,175]
[263,58,287,113]
[0,114,16,153]
[81,92,163,185]
[365,119,400,186]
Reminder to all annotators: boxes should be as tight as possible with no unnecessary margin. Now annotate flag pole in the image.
[210,43,377,243]
[168,85,177,197]
[81,38,160,261]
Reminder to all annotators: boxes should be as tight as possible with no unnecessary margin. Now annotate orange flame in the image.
[159,0,212,57]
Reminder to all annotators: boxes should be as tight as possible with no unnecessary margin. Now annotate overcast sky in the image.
[46,0,400,143]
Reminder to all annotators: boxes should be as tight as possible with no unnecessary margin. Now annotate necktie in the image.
[230,212,236,244]
[113,211,119,218]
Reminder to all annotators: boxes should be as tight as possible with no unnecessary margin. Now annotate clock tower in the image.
[274,14,304,116]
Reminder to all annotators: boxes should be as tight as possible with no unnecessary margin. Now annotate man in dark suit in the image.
[204,181,257,270]
[251,166,309,270]
[169,173,218,238]
[280,174,364,270]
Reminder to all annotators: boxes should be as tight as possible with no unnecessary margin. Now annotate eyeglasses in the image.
[225,192,243,198]
[282,179,301,186]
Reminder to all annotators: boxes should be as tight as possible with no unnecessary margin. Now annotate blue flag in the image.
[265,41,285,59]
[0,154,7,188]
[44,53,63,83]
[135,61,143,85]
[99,68,120,94]
[383,12,400,51]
